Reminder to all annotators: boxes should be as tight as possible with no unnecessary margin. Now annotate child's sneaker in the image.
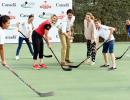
[108,65,117,71]
[108,67,117,71]
[39,64,48,69]
[33,64,40,70]
[100,64,109,67]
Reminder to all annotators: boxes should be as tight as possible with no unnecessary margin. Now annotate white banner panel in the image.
[0,0,72,43]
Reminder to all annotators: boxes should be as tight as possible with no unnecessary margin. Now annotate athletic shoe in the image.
[100,64,109,67]
[108,67,117,71]
[39,64,48,69]
[15,56,20,60]
[90,61,95,66]
[84,58,91,64]
[33,64,40,70]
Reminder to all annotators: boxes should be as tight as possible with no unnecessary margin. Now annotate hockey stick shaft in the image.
[42,37,72,71]
[69,40,109,68]
[19,30,52,58]
[42,37,62,66]
[116,46,130,60]
[3,65,53,97]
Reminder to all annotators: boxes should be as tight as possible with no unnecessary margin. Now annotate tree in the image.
[73,0,130,34]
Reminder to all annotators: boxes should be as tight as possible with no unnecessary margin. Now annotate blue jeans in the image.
[16,37,34,56]
[102,40,115,53]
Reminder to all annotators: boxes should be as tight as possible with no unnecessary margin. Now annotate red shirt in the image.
[35,20,50,36]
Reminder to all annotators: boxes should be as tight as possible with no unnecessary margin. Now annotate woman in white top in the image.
[84,12,97,65]
[0,15,10,66]
[15,14,34,60]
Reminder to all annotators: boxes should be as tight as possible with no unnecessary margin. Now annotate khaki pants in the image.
[59,33,71,63]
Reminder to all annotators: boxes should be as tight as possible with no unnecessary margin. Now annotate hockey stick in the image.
[2,64,54,97]
[18,30,52,58]
[42,37,72,71]
[69,40,109,68]
[43,54,52,58]
[115,46,130,60]
[49,47,72,71]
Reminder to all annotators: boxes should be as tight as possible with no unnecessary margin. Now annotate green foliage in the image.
[73,0,130,35]
[73,33,85,42]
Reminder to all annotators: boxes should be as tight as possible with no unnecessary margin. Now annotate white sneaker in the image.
[84,58,91,64]
[15,56,19,60]
[90,61,95,66]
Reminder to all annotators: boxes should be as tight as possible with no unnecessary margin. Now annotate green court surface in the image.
[0,42,130,100]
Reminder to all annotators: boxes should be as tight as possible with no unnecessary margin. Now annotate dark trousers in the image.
[86,40,96,62]
[16,36,34,56]
[32,31,43,60]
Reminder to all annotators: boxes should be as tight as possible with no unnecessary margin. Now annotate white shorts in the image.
[0,33,5,44]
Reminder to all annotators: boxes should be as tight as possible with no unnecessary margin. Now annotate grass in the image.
[0,42,130,100]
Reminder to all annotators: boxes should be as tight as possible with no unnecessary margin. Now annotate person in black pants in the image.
[32,15,57,70]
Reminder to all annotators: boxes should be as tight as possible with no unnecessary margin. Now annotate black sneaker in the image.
[108,67,117,71]
[100,64,109,67]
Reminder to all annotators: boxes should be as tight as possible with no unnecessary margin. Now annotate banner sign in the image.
[0,0,72,43]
